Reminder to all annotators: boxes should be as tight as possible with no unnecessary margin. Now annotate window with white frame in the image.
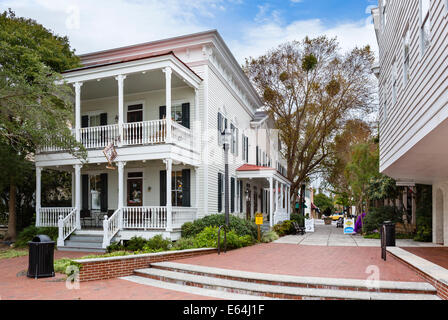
[421,0,431,54]
[392,60,397,105]
[381,0,387,31]
[403,29,410,86]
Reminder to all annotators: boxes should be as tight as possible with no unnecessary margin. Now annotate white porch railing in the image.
[123,119,167,145]
[80,124,120,149]
[122,206,167,229]
[102,208,121,248]
[38,207,75,227]
[57,208,77,247]
[172,207,196,229]
[171,121,194,150]
[274,210,290,225]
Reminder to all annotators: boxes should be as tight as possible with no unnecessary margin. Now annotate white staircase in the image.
[121,262,441,300]
[57,230,106,253]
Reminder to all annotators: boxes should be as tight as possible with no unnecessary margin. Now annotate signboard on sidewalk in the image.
[305,218,314,232]
[255,213,263,225]
[343,218,355,234]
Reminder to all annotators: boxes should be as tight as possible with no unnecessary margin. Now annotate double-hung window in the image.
[242,134,249,162]
[403,29,410,86]
[421,0,431,54]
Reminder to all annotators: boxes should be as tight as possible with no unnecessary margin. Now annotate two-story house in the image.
[372,1,448,245]
[34,30,290,251]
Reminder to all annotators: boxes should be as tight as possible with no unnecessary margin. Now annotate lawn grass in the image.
[0,248,28,260]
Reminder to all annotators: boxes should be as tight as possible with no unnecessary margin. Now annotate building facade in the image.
[34,30,290,250]
[372,1,448,245]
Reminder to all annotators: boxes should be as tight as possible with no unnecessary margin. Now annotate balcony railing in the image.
[38,119,194,153]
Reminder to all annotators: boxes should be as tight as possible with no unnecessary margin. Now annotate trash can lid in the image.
[31,234,53,242]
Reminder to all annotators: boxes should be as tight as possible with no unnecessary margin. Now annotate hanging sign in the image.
[343,218,355,234]
[103,142,117,170]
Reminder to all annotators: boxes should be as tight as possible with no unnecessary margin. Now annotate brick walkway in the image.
[175,243,425,282]
[402,247,448,270]
[0,250,215,300]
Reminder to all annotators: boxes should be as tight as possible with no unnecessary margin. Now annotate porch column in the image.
[269,177,274,228]
[116,75,126,146]
[165,159,173,231]
[71,172,75,208]
[195,167,199,219]
[280,183,284,210]
[275,180,279,214]
[117,161,126,229]
[163,67,172,143]
[74,82,83,142]
[74,164,82,229]
[287,186,291,215]
[35,167,42,227]
[194,88,200,152]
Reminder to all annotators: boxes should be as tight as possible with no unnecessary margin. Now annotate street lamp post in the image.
[221,128,232,227]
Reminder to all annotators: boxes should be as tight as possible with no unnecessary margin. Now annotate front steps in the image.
[57,231,106,253]
[123,262,440,300]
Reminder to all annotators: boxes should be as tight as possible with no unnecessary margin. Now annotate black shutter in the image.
[260,189,264,214]
[218,173,222,212]
[182,169,191,207]
[81,115,89,128]
[231,177,235,213]
[256,146,259,166]
[100,173,108,212]
[245,137,249,162]
[160,170,167,206]
[181,103,190,129]
[100,113,107,126]
[159,106,166,119]
[82,174,89,210]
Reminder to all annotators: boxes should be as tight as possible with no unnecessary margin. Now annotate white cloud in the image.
[230,18,378,63]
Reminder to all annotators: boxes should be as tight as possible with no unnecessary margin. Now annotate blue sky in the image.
[0,0,379,62]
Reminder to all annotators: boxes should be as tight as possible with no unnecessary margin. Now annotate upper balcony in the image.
[36,52,202,166]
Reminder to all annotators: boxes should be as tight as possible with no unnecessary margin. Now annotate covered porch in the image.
[35,158,199,248]
[236,164,292,227]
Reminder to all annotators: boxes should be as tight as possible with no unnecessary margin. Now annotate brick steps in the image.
[127,262,440,300]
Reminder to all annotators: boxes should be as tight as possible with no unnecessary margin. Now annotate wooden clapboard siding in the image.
[377,0,448,173]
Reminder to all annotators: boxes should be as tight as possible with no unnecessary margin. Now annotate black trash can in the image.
[27,234,55,278]
[380,221,396,247]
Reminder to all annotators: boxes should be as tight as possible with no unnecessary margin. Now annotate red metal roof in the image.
[236,164,275,171]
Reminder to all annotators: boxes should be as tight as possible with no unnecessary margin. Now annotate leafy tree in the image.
[314,193,335,216]
[0,10,83,240]
[244,36,375,201]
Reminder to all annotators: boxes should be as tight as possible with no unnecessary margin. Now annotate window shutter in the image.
[218,173,222,212]
[82,174,89,210]
[245,137,249,162]
[235,128,239,157]
[160,170,167,206]
[100,173,108,212]
[260,189,264,213]
[159,106,166,120]
[181,103,190,129]
[231,177,235,213]
[81,115,89,128]
[182,169,191,207]
[100,113,108,126]
[256,146,259,166]
[218,112,222,132]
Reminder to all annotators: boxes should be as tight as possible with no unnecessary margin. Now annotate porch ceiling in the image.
[80,71,186,101]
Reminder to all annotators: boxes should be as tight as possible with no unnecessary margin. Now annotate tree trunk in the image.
[6,180,17,241]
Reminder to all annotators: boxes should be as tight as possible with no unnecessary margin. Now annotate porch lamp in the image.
[221,128,232,227]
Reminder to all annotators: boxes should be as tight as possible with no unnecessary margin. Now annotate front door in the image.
[127,172,143,206]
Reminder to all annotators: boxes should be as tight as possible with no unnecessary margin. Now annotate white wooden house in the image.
[34,30,291,251]
[372,1,448,245]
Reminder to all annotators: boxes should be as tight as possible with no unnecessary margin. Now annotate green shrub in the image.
[261,231,279,243]
[106,241,125,253]
[181,214,257,240]
[172,237,196,250]
[362,206,402,234]
[273,220,294,237]
[15,226,58,248]
[54,258,81,276]
[141,235,172,251]
[290,214,304,227]
[414,225,432,242]
[124,236,148,251]
[192,226,254,250]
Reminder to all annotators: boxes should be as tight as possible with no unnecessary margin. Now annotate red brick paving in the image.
[0,250,215,300]
[402,247,448,270]
[175,243,425,282]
